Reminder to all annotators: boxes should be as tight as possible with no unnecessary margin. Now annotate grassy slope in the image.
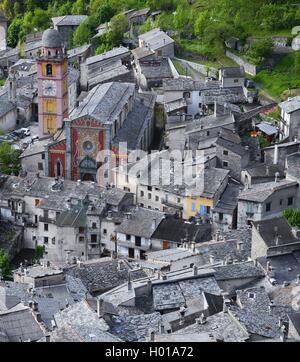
[254,51,300,101]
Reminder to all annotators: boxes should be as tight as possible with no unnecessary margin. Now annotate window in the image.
[35,199,40,207]
[147,186,152,191]
[248,292,256,299]
[177,198,181,204]
[223,161,228,167]
[206,131,210,136]
[266,202,271,212]
[279,199,283,206]
[44,237,48,244]
[191,203,196,212]
[223,150,228,156]
[46,64,53,76]
[56,212,60,219]
[234,79,239,83]
[219,213,223,221]
[92,222,97,229]
[103,229,107,235]
[125,174,129,183]
[207,206,211,214]
[183,91,190,99]
[44,224,48,232]
[288,197,294,206]
[38,163,43,171]
[35,215,38,224]
[79,227,85,234]
[42,154,45,160]
[140,190,144,197]
[135,236,141,247]
[126,234,131,241]
[155,196,159,202]
[148,193,151,200]
[52,237,55,245]
[79,236,85,243]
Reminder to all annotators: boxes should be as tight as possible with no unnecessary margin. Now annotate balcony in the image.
[116,239,152,251]
[39,216,57,224]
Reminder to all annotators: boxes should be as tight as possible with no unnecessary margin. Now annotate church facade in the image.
[38,29,156,185]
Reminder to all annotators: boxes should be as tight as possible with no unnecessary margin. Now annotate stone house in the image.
[278,96,300,141]
[219,67,245,88]
[138,28,175,58]
[237,179,299,227]
[52,15,88,48]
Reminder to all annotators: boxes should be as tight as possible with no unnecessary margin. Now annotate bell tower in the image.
[37,28,69,137]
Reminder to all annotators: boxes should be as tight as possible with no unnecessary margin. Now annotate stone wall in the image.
[225,50,268,76]
[174,58,218,78]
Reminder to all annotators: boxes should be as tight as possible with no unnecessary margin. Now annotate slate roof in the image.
[53,300,121,342]
[116,207,165,238]
[244,163,284,179]
[0,94,15,117]
[56,206,87,228]
[85,46,130,66]
[213,180,240,214]
[132,47,155,60]
[238,180,298,203]
[112,93,155,150]
[185,114,235,133]
[109,312,162,342]
[70,82,135,124]
[173,311,249,342]
[139,28,174,50]
[289,312,300,336]
[252,217,300,247]
[221,67,245,78]
[279,96,300,114]
[67,259,148,293]
[163,78,220,92]
[213,261,264,281]
[139,58,173,79]
[0,308,44,342]
[52,15,88,27]
[151,217,211,243]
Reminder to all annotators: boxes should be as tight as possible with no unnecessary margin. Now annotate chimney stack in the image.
[127,272,132,291]
[237,241,244,252]
[193,265,198,276]
[273,144,279,165]
[214,100,217,118]
[266,166,270,176]
[275,172,280,182]
[97,298,104,318]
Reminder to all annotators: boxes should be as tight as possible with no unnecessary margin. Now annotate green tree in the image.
[109,13,128,46]
[246,37,273,65]
[0,250,10,279]
[71,0,86,15]
[283,208,300,228]
[72,19,92,46]
[7,18,23,48]
[35,245,45,260]
[96,1,115,25]
[194,10,210,38]
[0,142,21,175]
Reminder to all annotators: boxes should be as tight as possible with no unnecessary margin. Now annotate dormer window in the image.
[248,292,256,299]
[46,64,53,76]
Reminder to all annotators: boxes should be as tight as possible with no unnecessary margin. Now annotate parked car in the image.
[31,135,39,143]
[19,128,31,137]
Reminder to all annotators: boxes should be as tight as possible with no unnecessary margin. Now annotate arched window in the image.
[46,64,53,76]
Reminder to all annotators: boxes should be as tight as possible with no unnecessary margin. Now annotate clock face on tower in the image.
[43,80,57,97]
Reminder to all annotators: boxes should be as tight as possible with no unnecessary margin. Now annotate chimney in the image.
[294,136,298,143]
[274,226,279,246]
[8,71,17,104]
[273,144,279,165]
[162,274,167,280]
[214,100,217,117]
[127,271,133,291]
[152,218,157,230]
[199,313,207,325]
[149,329,155,342]
[209,255,215,265]
[159,322,165,334]
[45,335,51,342]
[147,279,152,295]
[35,312,42,322]
[77,179,81,186]
[32,301,38,312]
[215,231,220,241]
[266,166,270,176]
[237,241,244,252]
[193,265,198,276]
[191,241,196,253]
[97,298,104,318]
[117,260,122,271]
[275,172,280,182]
[222,293,230,313]
[268,303,275,315]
